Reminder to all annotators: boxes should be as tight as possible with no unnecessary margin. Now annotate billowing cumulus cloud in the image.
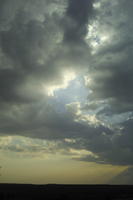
[0,0,133,177]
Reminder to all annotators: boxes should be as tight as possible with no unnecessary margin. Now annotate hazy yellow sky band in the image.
[0,151,127,184]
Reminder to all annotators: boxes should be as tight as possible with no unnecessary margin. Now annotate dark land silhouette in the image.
[0,184,133,200]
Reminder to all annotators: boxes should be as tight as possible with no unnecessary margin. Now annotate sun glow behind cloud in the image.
[45,71,76,96]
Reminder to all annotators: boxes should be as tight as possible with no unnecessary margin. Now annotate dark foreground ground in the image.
[0,184,133,200]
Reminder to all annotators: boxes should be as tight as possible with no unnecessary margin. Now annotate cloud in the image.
[64,0,94,43]
[0,135,61,157]
[86,0,133,113]
[0,9,64,102]
[78,117,133,166]
[73,0,133,165]
[0,0,94,137]
[0,0,133,168]
[0,135,98,161]
[0,0,94,104]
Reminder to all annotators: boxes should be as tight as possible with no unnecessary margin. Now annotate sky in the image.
[0,0,133,184]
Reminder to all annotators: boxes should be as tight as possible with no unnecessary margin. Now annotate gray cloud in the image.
[87,0,133,113]
[0,0,94,104]
[78,0,133,165]
[64,0,94,42]
[0,0,133,167]
[0,0,95,138]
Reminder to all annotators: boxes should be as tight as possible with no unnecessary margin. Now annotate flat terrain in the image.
[0,184,133,199]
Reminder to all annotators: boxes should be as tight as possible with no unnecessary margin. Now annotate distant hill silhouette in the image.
[0,183,133,199]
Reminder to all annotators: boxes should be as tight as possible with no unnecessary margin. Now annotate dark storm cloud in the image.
[0,0,133,167]
[0,0,94,104]
[78,118,133,166]
[82,0,133,165]
[64,0,94,42]
[87,0,133,113]
[0,69,28,103]
[89,63,133,112]
[0,0,65,103]
[0,0,94,103]
[60,0,95,67]
[0,0,95,135]
[0,99,112,141]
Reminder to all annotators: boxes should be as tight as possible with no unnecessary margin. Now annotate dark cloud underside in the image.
[64,0,94,42]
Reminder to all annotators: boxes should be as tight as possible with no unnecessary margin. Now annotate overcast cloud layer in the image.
[0,0,133,168]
